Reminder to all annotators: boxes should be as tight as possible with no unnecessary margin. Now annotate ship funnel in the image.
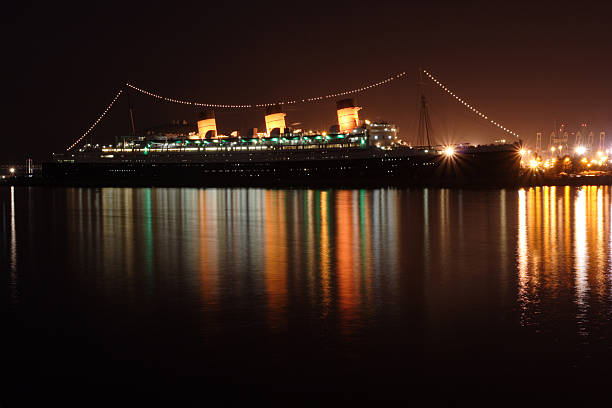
[196,110,217,139]
[336,98,361,133]
[265,105,286,136]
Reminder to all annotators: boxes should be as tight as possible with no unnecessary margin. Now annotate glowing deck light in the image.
[550,146,556,152]
[444,146,455,157]
[575,146,586,155]
[519,149,526,156]
[9,168,15,174]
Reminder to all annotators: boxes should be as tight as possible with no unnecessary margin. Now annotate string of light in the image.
[66,90,124,151]
[125,71,407,109]
[254,71,407,107]
[125,83,251,108]
[422,69,520,138]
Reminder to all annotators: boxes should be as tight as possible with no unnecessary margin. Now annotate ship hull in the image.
[42,148,521,188]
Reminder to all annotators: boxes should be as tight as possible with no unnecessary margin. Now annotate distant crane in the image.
[588,131,595,151]
[575,131,583,148]
[549,129,568,153]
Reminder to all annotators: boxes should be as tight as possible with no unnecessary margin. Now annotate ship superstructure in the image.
[55,97,405,164]
[47,96,521,187]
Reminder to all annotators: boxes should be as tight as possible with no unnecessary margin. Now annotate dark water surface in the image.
[2,186,612,405]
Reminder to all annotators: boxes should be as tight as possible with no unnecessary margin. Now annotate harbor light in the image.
[550,146,555,152]
[519,148,526,156]
[9,167,15,174]
[444,146,455,157]
[575,146,586,155]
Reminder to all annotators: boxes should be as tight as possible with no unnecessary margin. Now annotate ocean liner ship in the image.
[45,99,522,187]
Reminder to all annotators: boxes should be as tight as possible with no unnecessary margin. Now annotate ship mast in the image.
[126,87,136,137]
[417,68,433,148]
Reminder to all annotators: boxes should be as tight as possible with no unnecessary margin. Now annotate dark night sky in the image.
[3,0,611,163]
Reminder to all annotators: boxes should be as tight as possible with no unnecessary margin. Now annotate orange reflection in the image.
[564,186,571,278]
[320,191,331,317]
[200,189,219,306]
[517,185,612,336]
[265,190,287,330]
[595,187,605,298]
[336,190,357,334]
[528,187,540,288]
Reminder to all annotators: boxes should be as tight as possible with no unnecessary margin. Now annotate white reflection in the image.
[596,187,604,275]
[9,186,17,300]
[610,192,612,302]
[440,189,450,267]
[517,188,527,325]
[574,186,588,334]
[500,189,507,269]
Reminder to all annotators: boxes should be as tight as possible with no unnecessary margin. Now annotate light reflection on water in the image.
[3,186,612,362]
[8,186,17,301]
[57,188,440,334]
[517,185,612,341]
[575,187,588,332]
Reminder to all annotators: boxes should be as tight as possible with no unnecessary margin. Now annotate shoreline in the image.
[2,174,612,189]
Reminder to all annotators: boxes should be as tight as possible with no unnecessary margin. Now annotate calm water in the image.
[2,186,612,403]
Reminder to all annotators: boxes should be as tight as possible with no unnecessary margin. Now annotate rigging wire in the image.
[66,89,123,151]
[125,71,407,109]
[65,69,519,151]
[422,69,520,138]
